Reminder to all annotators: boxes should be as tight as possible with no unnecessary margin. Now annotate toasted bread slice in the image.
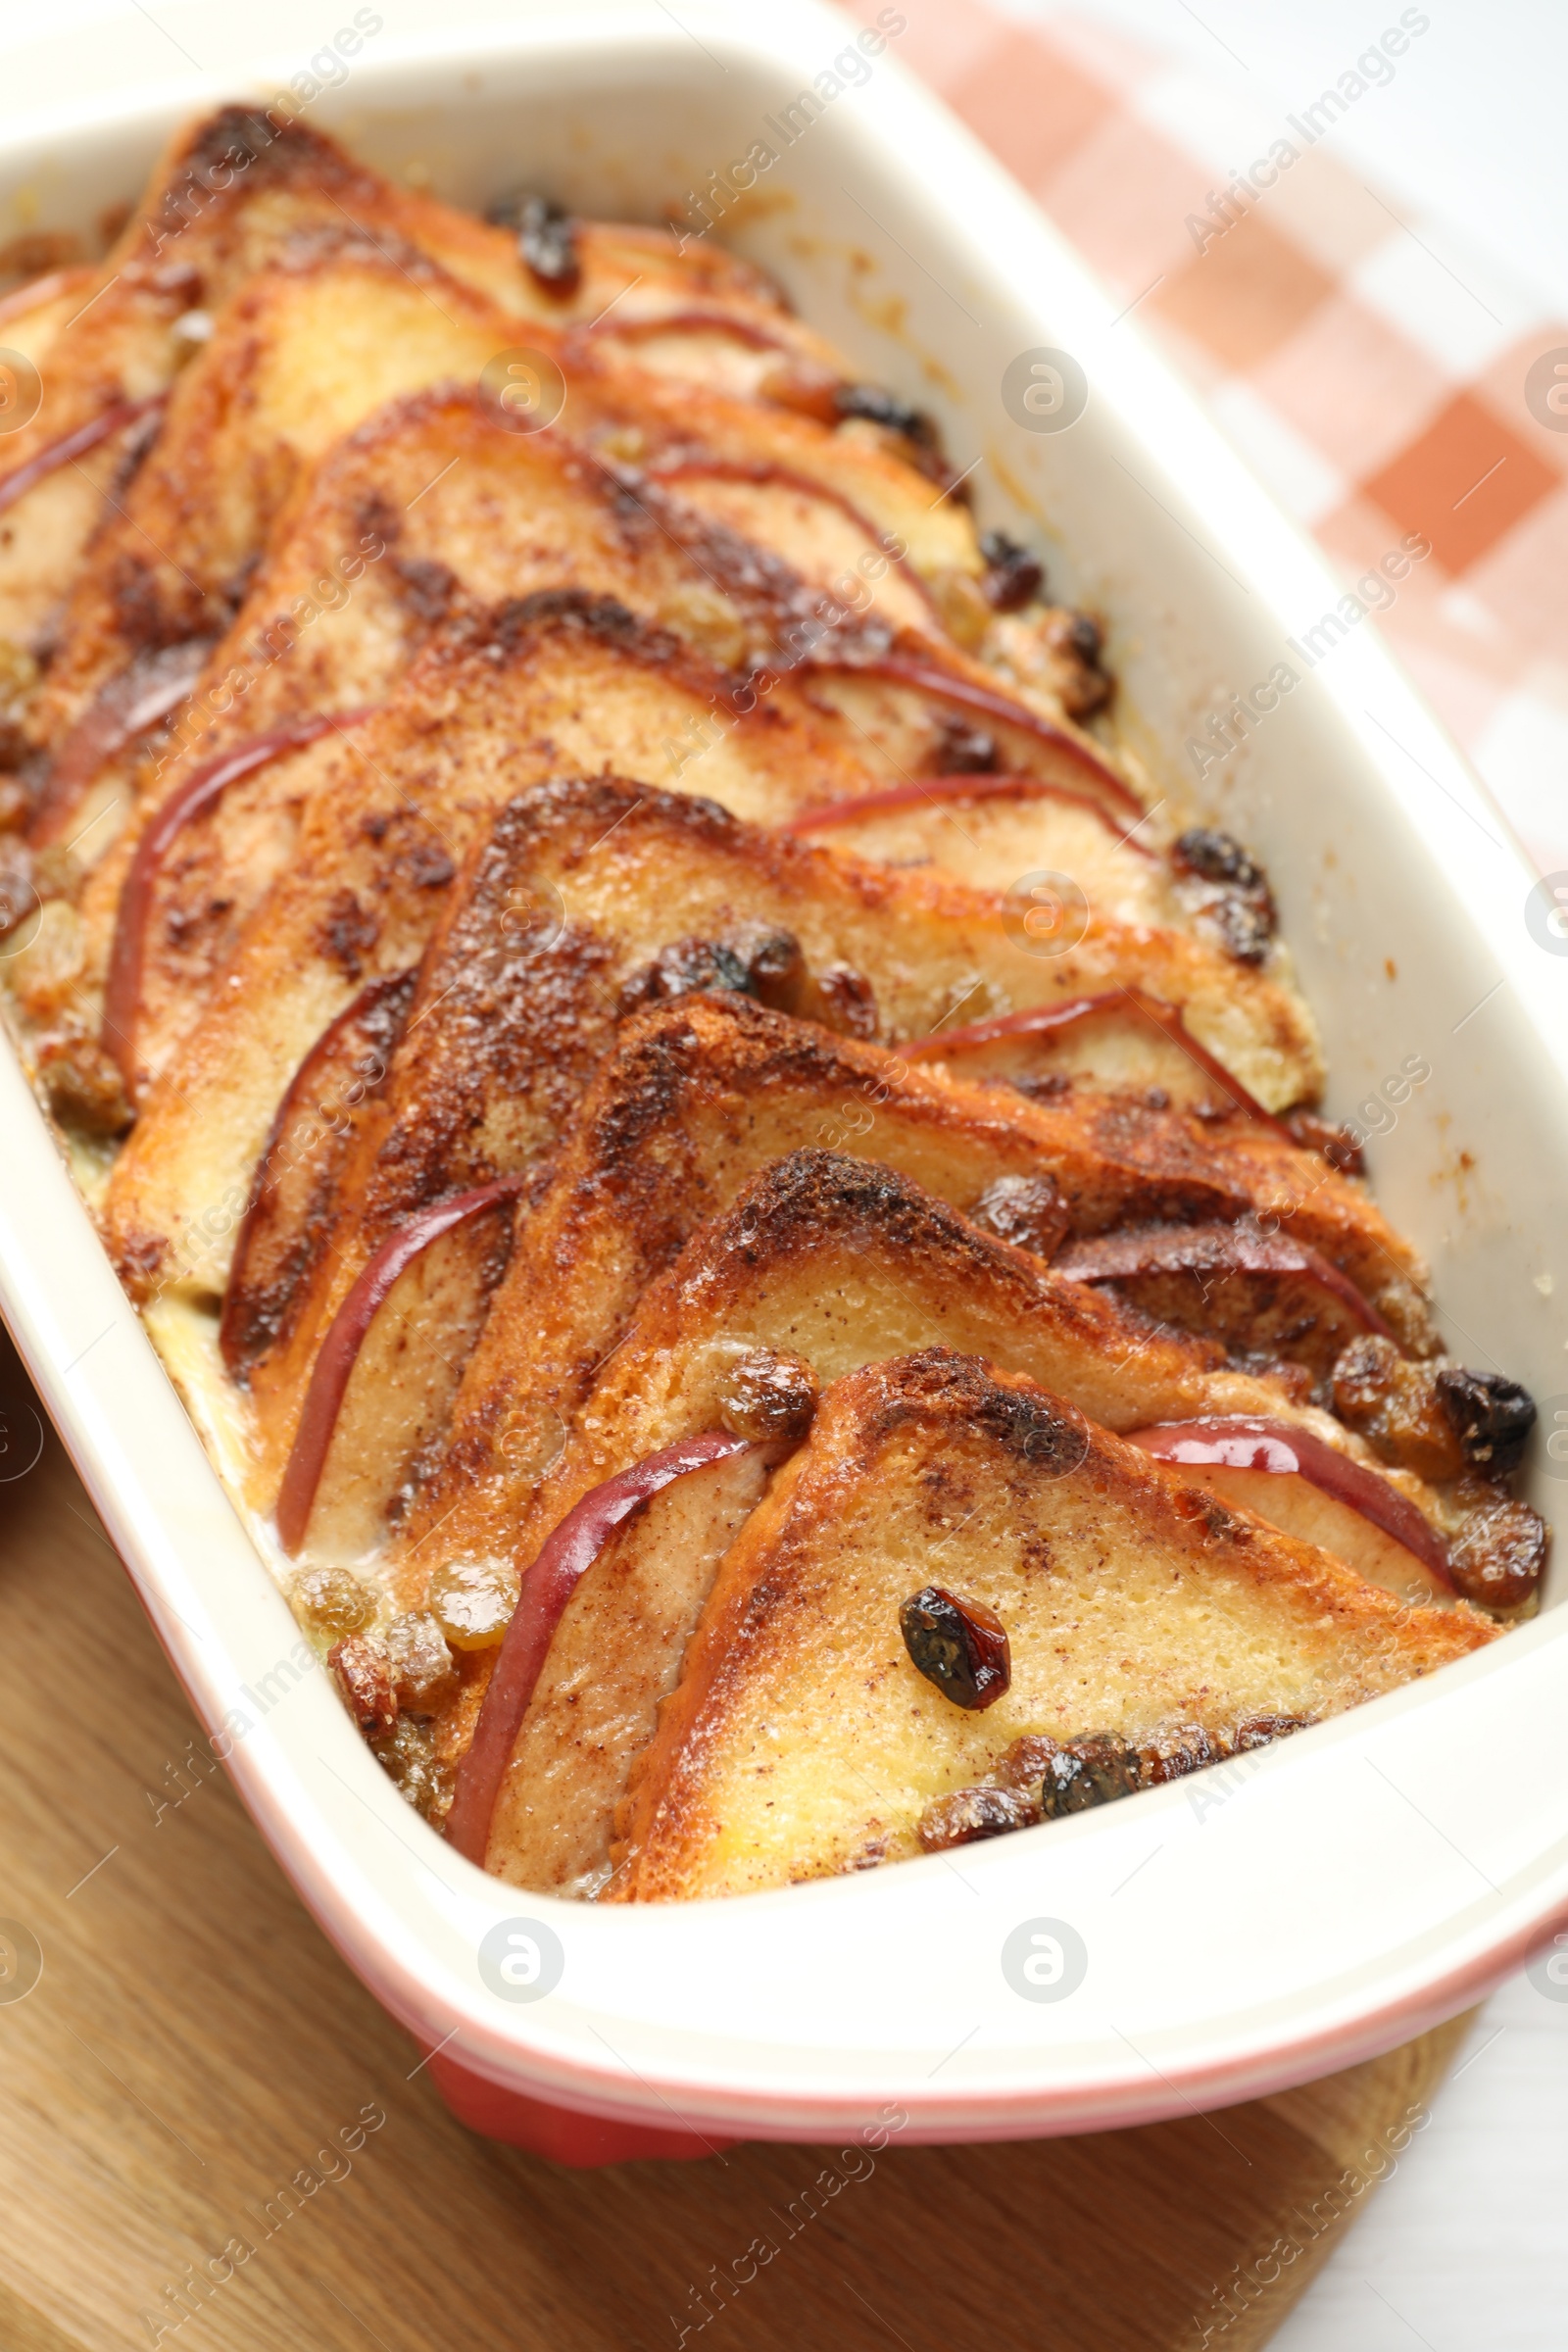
[26,246,863,852]
[605,1349,1496,1900]
[97,600,900,1298]
[410,993,1426,1566]
[106,613,1320,1300]
[69,392,927,1076]
[24,242,539,843]
[231,750,1325,1496]
[465,1157,1395,1890]
[425,1148,1304,1609]
[0,105,805,663]
[62,412,1145,1084]
[789,783,1168,919]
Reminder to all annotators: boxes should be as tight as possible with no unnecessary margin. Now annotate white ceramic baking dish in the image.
[5,0,1568,2163]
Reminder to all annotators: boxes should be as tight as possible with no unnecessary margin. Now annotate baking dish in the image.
[4,0,1568,2164]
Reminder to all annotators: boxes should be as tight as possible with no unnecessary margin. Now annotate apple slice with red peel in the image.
[275,1174,526,1556]
[780,770,1158,850]
[0,390,167,521]
[645,456,943,632]
[32,637,217,850]
[906,990,1298,1143]
[220,966,416,1381]
[446,1433,771,1870]
[103,707,381,1084]
[1055,1223,1395,1373]
[812,649,1140,816]
[1127,1416,1455,1605]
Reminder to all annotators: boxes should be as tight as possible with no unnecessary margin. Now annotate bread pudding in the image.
[0,109,1544,1902]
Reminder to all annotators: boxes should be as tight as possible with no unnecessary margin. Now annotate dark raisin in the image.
[833,382,938,447]
[936,715,998,772]
[618,926,803,1013]
[1067,612,1103,666]
[968,1172,1070,1260]
[1230,1714,1315,1751]
[1039,1733,1143,1817]
[490,193,581,298]
[726,921,806,1011]
[1172,827,1265,890]
[1435,1367,1537,1478]
[1205,891,1276,966]
[917,1785,1036,1851]
[900,1585,1011,1710]
[716,1348,818,1445]
[1139,1724,1219,1782]
[977,529,1045,612]
[814,962,879,1040]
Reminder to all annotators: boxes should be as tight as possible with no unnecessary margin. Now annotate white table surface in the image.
[0,4,1562,2342]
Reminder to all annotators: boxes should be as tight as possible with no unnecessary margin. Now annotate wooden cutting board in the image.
[0,1325,1467,2352]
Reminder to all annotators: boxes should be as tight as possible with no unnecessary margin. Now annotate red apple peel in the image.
[445,1432,766,1864]
[1126,1415,1453,1586]
[103,707,380,1083]
[274,1174,525,1555]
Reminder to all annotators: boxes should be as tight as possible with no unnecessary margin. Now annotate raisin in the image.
[488,193,581,298]
[329,1634,396,1736]
[833,382,938,447]
[370,1718,454,1827]
[935,714,998,772]
[1435,1366,1536,1477]
[900,1585,1011,1710]
[1446,1485,1547,1612]
[977,529,1044,613]
[1172,827,1265,890]
[1230,1714,1315,1751]
[293,1564,373,1641]
[814,962,879,1039]
[1170,829,1277,966]
[716,1348,818,1446]
[1040,1734,1143,1817]
[917,1785,1036,1851]
[384,1612,460,1720]
[1067,612,1103,666]
[618,925,805,1014]
[1205,891,1276,965]
[968,1172,1070,1260]
[729,921,806,1011]
[428,1557,521,1652]
[35,1034,132,1136]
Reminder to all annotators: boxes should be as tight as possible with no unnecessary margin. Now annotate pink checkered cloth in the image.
[842,0,1568,877]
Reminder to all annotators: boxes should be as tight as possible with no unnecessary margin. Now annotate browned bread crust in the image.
[609,1349,1497,1900]
[408,994,1419,1573]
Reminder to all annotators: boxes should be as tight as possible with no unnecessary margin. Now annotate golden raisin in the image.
[293,1563,374,1641]
[716,1348,819,1446]
[428,1556,521,1652]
